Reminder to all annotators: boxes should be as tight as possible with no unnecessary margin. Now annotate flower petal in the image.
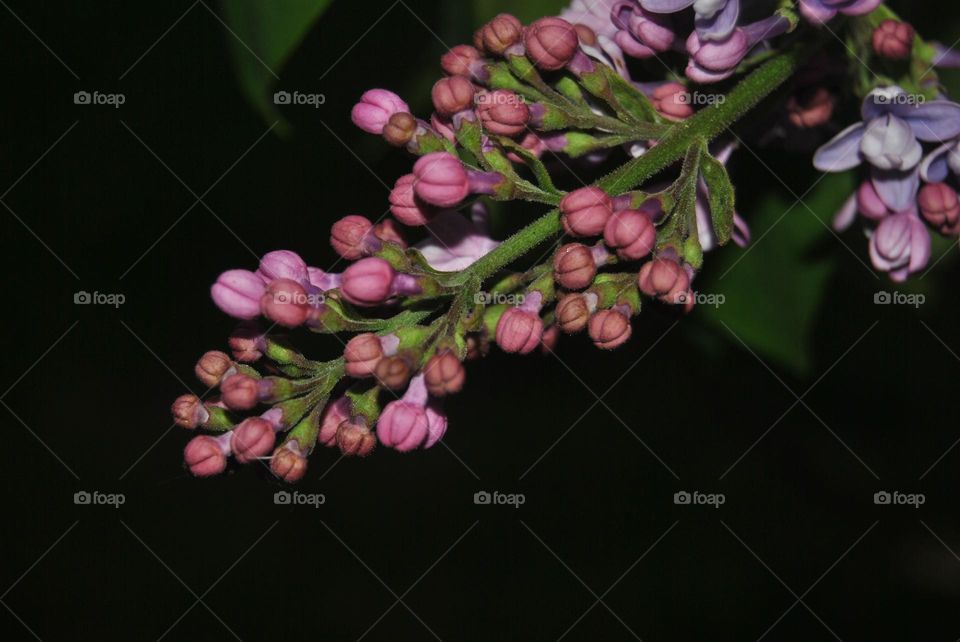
[640,0,695,13]
[919,142,953,182]
[696,0,739,41]
[833,192,858,232]
[899,100,960,141]
[813,122,865,172]
[871,166,920,212]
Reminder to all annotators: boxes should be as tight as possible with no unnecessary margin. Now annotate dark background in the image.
[2,1,959,640]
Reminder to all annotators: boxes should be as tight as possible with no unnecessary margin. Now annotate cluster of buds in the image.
[170,1,960,481]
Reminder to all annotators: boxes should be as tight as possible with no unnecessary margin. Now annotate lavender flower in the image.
[639,0,741,41]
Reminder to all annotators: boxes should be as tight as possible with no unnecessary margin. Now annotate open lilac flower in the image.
[415,205,499,272]
[920,138,960,183]
[814,87,960,210]
[639,0,740,41]
[798,0,882,25]
[561,0,630,76]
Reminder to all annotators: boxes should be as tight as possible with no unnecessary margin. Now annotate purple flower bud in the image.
[561,186,614,237]
[337,418,377,456]
[873,20,914,60]
[184,432,232,477]
[524,17,580,70]
[319,397,351,447]
[270,441,307,483]
[480,13,525,56]
[351,89,410,134]
[424,350,466,397]
[228,323,265,362]
[588,308,632,350]
[413,152,470,208]
[556,292,597,334]
[221,373,259,411]
[476,89,531,137]
[211,269,266,320]
[431,75,476,117]
[799,0,882,25]
[260,279,310,328]
[231,417,276,464]
[172,394,209,429]
[424,402,448,449]
[195,351,234,388]
[651,83,694,121]
[441,45,485,79]
[604,209,657,260]
[375,355,413,390]
[686,29,748,74]
[496,291,545,354]
[554,243,599,290]
[918,183,960,235]
[377,376,431,451]
[382,112,418,147]
[869,211,931,282]
[257,250,308,285]
[341,257,396,307]
[344,333,386,378]
[390,173,437,226]
[857,180,891,221]
[638,257,691,304]
[331,215,375,260]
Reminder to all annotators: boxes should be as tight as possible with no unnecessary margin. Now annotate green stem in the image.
[457,46,808,286]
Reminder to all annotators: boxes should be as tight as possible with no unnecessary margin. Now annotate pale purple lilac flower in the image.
[798,0,882,25]
[415,204,500,272]
[639,0,740,41]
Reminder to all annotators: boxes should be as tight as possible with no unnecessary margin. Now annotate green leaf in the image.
[699,172,854,376]
[699,151,736,246]
[472,0,569,23]
[221,0,333,136]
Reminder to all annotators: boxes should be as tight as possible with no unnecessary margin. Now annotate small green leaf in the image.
[222,0,333,135]
[700,150,736,246]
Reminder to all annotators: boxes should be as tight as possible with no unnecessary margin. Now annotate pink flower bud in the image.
[341,258,396,307]
[524,17,579,70]
[211,269,266,320]
[184,433,231,477]
[319,397,351,447]
[172,394,209,429]
[431,75,476,117]
[786,87,834,129]
[588,309,632,350]
[857,180,891,221]
[194,351,233,388]
[375,355,414,390]
[271,442,307,483]
[495,292,545,354]
[231,417,276,464]
[869,211,931,282]
[257,250,308,285]
[476,90,531,137]
[260,278,310,328]
[351,89,410,134]
[221,373,259,410]
[331,215,375,259]
[228,323,265,362]
[651,83,693,121]
[919,183,960,235]
[556,293,595,334]
[377,376,432,451]
[337,418,377,456]
[442,45,488,81]
[872,20,914,60]
[638,257,691,304]
[413,153,470,208]
[554,243,597,290]
[604,209,657,260]
[481,13,524,55]
[382,112,417,147]
[561,186,613,237]
[390,173,437,226]
[344,333,385,378]
[424,350,465,396]
[686,29,748,73]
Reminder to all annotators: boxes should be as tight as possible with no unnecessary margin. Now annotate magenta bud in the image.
[231,417,276,464]
[184,433,231,477]
[377,401,429,452]
[786,87,834,129]
[271,442,308,483]
[431,75,476,117]
[413,152,470,208]
[476,89,531,137]
[319,397,351,447]
[390,173,437,226]
[556,293,596,334]
[195,350,233,388]
[604,209,656,260]
[651,83,693,121]
[260,278,310,328]
[341,258,396,307]
[424,350,465,397]
[221,373,259,411]
[337,418,377,456]
[554,243,597,290]
[496,294,545,355]
[524,17,579,70]
[257,250,308,285]
[172,394,209,429]
[873,20,914,60]
[638,257,691,304]
[331,215,375,260]
[351,89,410,134]
[686,29,748,73]
[561,186,613,237]
[383,112,418,147]
[857,180,891,221]
[211,269,266,320]
[919,183,960,235]
[344,333,385,378]
[442,45,487,81]
[588,309,632,350]
[481,13,524,55]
